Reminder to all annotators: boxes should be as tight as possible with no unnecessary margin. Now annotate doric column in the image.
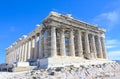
[19,45,22,62]
[24,42,28,61]
[11,52,13,64]
[69,29,75,56]
[34,34,39,59]
[51,26,57,57]
[17,47,20,62]
[101,34,107,59]
[14,50,16,63]
[91,34,97,59]
[84,31,90,59]
[12,51,14,63]
[16,49,18,62]
[31,36,35,59]
[97,36,103,58]
[60,29,66,56]
[39,33,44,58]
[18,46,21,62]
[21,43,25,61]
[77,30,83,57]
[19,46,22,62]
[11,52,13,63]
[27,39,31,60]
[25,42,28,61]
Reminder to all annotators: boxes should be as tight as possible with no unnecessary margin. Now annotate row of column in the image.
[50,26,107,59]
[7,32,44,63]
[6,26,107,64]
[18,33,44,62]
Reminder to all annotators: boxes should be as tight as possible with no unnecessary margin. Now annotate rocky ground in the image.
[0,62,120,79]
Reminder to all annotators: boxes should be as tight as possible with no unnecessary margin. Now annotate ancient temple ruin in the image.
[6,12,108,68]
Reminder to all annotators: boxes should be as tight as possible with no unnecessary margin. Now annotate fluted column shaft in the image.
[34,35,39,59]
[91,34,97,59]
[31,37,35,59]
[77,30,83,57]
[17,48,19,61]
[24,42,28,61]
[14,50,16,63]
[60,29,66,56]
[69,30,75,56]
[97,36,103,58]
[84,31,90,59]
[21,44,25,61]
[18,46,21,61]
[101,36,107,59]
[39,33,44,58]
[20,45,23,61]
[19,46,22,61]
[27,39,31,60]
[51,26,57,57]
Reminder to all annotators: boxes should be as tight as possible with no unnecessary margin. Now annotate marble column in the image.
[20,46,23,61]
[51,26,57,57]
[39,33,44,58]
[12,52,14,63]
[84,31,90,59]
[77,30,83,57]
[34,34,39,59]
[11,53,13,64]
[69,29,75,56]
[17,48,19,62]
[27,39,31,60]
[91,34,97,59]
[24,42,28,61]
[31,36,35,59]
[21,43,25,61]
[19,46,22,62]
[14,50,16,63]
[60,29,66,56]
[25,42,28,61]
[97,36,103,58]
[101,34,107,59]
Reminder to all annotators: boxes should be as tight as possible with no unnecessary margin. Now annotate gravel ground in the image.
[0,62,120,79]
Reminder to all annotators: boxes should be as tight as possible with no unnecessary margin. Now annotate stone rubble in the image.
[0,62,120,79]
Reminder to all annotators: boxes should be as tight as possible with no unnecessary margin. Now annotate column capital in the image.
[28,38,31,41]
[36,33,40,36]
[32,36,35,38]
[60,28,65,32]
[101,33,105,38]
[85,30,89,33]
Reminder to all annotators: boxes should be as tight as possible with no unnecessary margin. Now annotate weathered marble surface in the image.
[17,62,29,67]
[38,57,112,68]
[0,62,120,79]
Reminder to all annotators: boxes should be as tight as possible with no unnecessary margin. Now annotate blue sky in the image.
[0,0,120,64]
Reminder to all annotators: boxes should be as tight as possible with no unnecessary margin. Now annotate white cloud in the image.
[106,39,119,45]
[106,39,119,49]
[105,39,120,60]
[92,0,120,31]
[95,11,119,24]
[106,45,116,49]
[93,10,120,31]
[91,1,120,60]
[108,50,120,60]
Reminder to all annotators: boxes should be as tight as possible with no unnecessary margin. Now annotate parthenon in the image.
[6,12,107,67]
